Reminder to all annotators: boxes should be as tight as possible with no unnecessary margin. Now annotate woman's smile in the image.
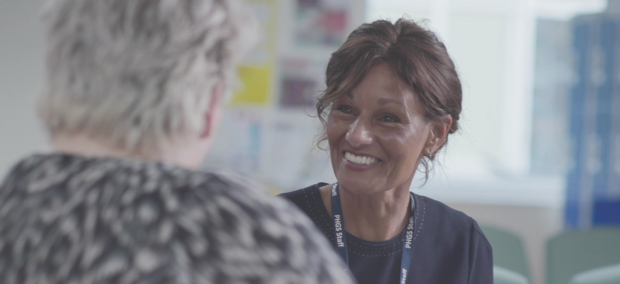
[342,151,381,170]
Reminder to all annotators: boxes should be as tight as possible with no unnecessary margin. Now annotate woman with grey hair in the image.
[0,0,355,283]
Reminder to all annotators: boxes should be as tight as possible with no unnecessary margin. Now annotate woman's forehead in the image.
[355,64,416,98]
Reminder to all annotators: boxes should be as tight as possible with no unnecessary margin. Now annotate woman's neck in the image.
[319,183,412,242]
[49,134,203,169]
[50,135,142,160]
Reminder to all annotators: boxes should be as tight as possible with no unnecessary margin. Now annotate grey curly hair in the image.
[39,0,257,153]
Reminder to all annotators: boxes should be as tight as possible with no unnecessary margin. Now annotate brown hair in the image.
[317,18,462,178]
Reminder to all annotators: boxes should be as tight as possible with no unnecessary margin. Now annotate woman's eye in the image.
[336,105,354,114]
[380,114,400,123]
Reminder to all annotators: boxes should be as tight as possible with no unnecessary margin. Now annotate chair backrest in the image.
[546,227,620,284]
[481,225,531,282]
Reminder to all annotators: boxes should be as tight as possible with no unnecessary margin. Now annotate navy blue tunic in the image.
[280,183,494,284]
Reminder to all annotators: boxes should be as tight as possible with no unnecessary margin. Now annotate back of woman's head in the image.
[39,0,257,154]
[317,18,462,164]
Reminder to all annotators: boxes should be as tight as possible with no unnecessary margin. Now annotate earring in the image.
[424,148,432,157]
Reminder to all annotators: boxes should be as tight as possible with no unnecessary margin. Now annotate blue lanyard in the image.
[330,183,416,283]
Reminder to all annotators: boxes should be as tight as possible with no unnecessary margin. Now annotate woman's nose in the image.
[345,118,373,147]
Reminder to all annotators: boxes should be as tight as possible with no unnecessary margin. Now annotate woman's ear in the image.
[200,80,225,139]
[424,114,453,157]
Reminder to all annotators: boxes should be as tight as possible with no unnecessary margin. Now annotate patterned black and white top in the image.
[0,154,355,284]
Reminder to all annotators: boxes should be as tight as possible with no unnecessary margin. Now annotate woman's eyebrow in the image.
[377,98,404,107]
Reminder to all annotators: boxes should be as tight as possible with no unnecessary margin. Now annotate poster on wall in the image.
[278,58,325,109]
[229,0,278,106]
[294,0,350,47]
[230,65,273,105]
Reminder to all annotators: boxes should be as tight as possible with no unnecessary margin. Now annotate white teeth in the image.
[344,152,378,165]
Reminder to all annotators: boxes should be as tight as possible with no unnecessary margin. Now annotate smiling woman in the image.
[280,18,493,284]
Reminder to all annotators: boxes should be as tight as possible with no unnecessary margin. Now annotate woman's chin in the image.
[336,178,383,196]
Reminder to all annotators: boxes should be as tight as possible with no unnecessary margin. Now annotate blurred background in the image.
[1,0,619,283]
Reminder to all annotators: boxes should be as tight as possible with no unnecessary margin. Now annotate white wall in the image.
[0,0,47,176]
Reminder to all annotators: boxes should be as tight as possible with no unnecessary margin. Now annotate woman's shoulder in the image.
[277,183,334,237]
[278,182,327,208]
[0,155,356,284]
[411,194,493,282]
[413,193,488,241]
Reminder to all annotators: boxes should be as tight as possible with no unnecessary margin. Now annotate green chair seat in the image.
[546,227,620,284]
[494,266,530,284]
[568,262,620,284]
